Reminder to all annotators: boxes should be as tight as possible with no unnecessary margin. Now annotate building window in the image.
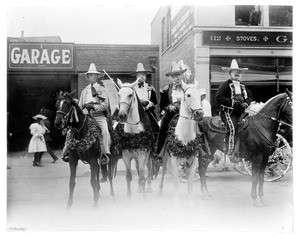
[161,18,165,53]
[269,6,292,27]
[166,9,171,48]
[235,5,261,26]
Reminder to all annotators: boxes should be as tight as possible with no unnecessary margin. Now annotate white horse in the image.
[116,79,154,199]
[159,81,204,206]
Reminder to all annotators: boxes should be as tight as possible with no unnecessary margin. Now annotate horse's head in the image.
[180,81,204,121]
[279,89,293,145]
[54,90,77,130]
[117,79,139,122]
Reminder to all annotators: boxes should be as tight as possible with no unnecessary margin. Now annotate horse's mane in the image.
[259,93,286,112]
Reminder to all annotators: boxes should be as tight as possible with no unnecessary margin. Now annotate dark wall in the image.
[7,73,74,151]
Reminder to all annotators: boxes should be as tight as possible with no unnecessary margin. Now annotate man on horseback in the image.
[216,59,252,160]
[78,63,112,165]
[154,62,188,166]
[132,63,158,120]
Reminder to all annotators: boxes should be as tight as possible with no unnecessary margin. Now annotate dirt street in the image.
[7,150,293,232]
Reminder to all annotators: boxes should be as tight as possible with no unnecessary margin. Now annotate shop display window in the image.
[235,5,261,26]
[269,6,292,27]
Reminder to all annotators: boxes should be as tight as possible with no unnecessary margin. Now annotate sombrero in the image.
[85,63,104,76]
[221,59,248,73]
[131,63,151,75]
[33,114,47,120]
[165,62,187,77]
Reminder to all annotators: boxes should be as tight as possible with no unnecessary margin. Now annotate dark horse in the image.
[54,91,118,209]
[198,90,293,207]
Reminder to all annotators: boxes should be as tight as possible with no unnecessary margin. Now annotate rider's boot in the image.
[154,144,165,166]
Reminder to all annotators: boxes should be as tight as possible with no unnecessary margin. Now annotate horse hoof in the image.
[260,198,269,207]
[146,187,153,193]
[201,194,211,200]
[253,199,264,207]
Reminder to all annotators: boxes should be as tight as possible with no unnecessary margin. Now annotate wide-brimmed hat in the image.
[131,63,151,75]
[222,59,248,73]
[165,62,187,77]
[40,108,53,118]
[85,63,104,76]
[33,114,47,120]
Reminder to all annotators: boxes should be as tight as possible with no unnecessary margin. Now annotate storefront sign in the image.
[203,31,292,47]
[8,43,75,71]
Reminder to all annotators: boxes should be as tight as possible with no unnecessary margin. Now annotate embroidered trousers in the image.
[94,116,111,154]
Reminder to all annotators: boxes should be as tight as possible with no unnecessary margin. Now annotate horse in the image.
[115,79,157,199]
[54,91,118,209]
[157,81,204,206]
[198,89,293,207]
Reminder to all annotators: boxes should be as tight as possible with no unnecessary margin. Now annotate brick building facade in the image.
[151,5,292,115]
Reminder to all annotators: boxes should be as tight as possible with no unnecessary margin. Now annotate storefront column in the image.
[194,31,211,101]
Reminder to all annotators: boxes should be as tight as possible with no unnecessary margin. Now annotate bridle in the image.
[56,96,86,133]
[180,86,203,121]
[118,86,141,125]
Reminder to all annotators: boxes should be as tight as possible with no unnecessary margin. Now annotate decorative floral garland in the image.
[67,116,100,153]
[113,123,155,153]
[166,118,202,158]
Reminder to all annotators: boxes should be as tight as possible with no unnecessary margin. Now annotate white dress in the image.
[28,123,47,153]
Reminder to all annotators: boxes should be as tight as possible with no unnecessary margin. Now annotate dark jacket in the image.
[216,79,252,116]
[159,83,182,113]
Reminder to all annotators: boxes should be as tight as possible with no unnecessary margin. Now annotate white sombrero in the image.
[165,62,187,77]
[85,63,104,76]
[33,114,47,120]
[222,59,248,73]
[131,63,151,75]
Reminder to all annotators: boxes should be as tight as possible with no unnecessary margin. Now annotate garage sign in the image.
[8,43,75,71]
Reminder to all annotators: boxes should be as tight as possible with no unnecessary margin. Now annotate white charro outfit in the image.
[199,88,212,117]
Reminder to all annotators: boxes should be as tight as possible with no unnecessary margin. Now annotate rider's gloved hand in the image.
[141,100,149,107]
[84,103,94,111]
[241,102,248,109]
[233,100,241,107]
[168,104,176,112]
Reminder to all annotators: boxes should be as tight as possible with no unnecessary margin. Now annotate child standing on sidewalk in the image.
[28,114,48,166]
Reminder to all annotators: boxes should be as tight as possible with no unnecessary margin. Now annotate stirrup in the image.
[62,154,69,163]
[153,155,163,166]
[99,154,110,165]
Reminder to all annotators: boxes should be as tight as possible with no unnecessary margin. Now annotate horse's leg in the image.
[122,153,132,199]
[90,159,100,208]
[137,151,148,199]
[107,159,115,198]
[258,157,269,206]
[169,155,180,206]
[198,151,210,199]
[67,159,78,209]
[158,155,168,196]
[251,159,263,207]
[146,153,153,193]
[187,156,198,207]
[135,159,143,193]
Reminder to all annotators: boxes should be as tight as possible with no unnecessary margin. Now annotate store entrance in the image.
[210,57,292,116]
[7,74,73,151]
